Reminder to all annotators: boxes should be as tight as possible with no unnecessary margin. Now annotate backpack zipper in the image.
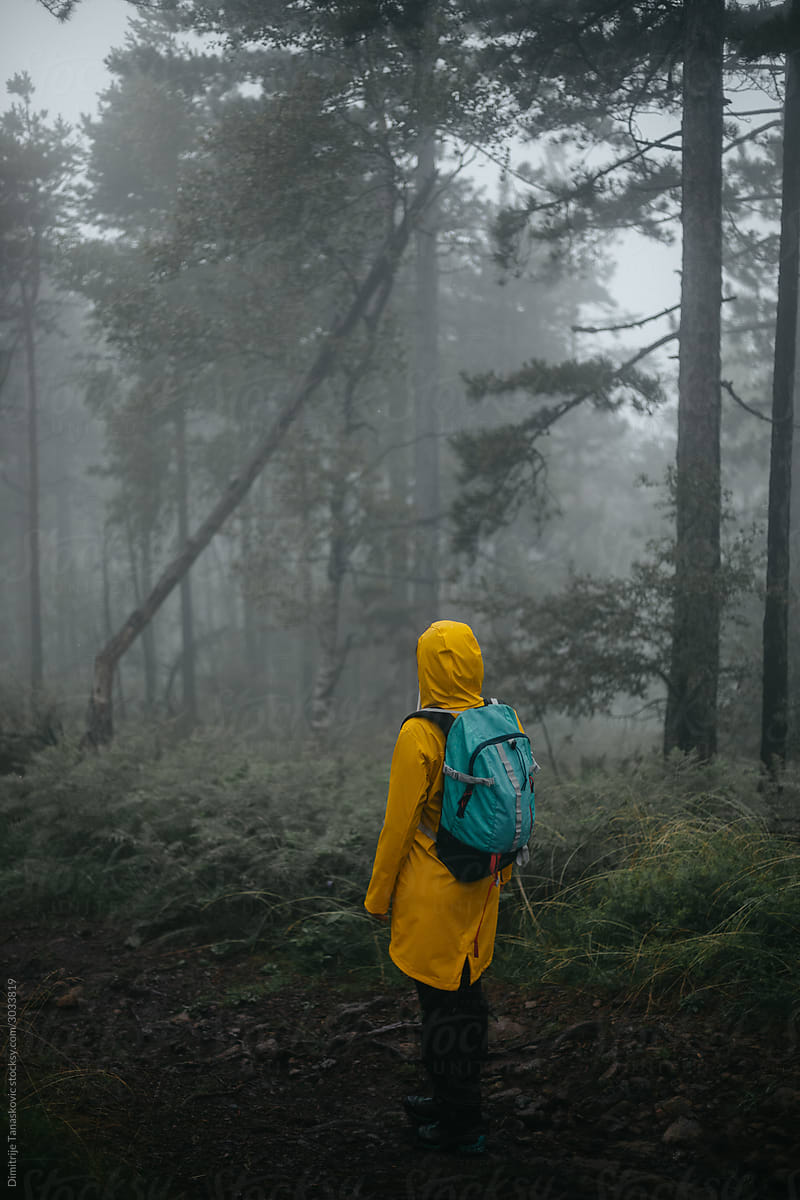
[458,733,531,819]
[466,732,531,780]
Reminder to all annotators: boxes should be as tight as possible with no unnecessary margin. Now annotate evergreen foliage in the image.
[453,355,665,555]
[473,490,760,738]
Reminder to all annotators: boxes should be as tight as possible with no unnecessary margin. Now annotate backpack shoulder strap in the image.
[401,708,456,737]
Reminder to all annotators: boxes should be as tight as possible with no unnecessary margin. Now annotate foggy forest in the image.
[2,1,800,1197]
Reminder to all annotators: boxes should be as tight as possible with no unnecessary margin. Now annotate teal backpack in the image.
[403,699,539,883]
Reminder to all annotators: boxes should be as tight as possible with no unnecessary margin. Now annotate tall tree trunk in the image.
[101,520,125,723]
[790,371,800,753]
[762,0,800,770]
[413,129,440,631]
[83,180,433,746]
[663,0,724,760]
[389,376,416,710]
[174,391,197,726]
[55,466,74,676]
[309,472,349,735]
[21,281,42,697]
[240,499,260,691]
[122,508,155,714]
[9,359,31,680]
[377,109,414,708]
[140,531,157,712]
[297,409,315,723]
[256,471,271,728]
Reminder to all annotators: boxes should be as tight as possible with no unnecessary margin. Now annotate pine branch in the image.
[723,119,782,155]
[525,129,683,219]
[619,330,677,370]
[35,0,78,17]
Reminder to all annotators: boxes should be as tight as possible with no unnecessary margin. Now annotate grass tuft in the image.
[499,753,800,1020]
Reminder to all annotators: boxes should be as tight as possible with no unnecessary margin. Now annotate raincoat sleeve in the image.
[364,724,434,916]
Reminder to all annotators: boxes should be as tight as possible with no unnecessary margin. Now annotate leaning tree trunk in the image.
[663,0,725,760]
[84,177,435,746]
[761,0,800,771]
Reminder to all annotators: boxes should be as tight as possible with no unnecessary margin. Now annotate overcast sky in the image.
[2,0,132,126]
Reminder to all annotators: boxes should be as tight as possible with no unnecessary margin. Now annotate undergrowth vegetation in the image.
[0,726,391,970]
[2,728,799,1020]
[497,753,800,1022]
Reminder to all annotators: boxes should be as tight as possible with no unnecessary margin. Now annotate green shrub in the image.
[501,754,800,1018]
[0,726,389,948]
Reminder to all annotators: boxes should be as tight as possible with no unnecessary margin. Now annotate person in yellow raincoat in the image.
[364,619,517,1155]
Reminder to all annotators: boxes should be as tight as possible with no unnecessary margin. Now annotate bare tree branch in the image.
[721,378,800,428]
[572,295,741,335]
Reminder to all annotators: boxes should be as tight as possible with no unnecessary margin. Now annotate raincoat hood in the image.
[416,619,484,710]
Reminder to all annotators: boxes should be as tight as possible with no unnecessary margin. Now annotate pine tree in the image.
[759,0,800,770]
[663,0,725,759]
[0,73,76,697]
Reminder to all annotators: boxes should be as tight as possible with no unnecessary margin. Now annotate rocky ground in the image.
[6,919,800,1200]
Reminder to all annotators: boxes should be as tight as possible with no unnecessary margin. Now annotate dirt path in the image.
[6,920,799,1199]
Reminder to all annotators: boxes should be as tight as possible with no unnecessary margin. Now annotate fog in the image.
[0,0,790,766]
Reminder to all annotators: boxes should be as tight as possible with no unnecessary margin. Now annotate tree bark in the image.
[84,177,435,745]
[761,0,800,770]
[663,0,724,760]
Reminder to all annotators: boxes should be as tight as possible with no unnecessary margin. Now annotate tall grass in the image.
[500,753,800,1020]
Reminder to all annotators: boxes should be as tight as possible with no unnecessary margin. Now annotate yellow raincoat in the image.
[364,620,514,990]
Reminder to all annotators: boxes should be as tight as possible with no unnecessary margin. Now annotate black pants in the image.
[415,958,488,1128]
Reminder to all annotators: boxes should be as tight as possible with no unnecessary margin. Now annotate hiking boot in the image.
[416,1121,487,1156]
[403,1095,440,1123]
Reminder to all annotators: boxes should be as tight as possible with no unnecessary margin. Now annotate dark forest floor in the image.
[6,919,800,1200]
